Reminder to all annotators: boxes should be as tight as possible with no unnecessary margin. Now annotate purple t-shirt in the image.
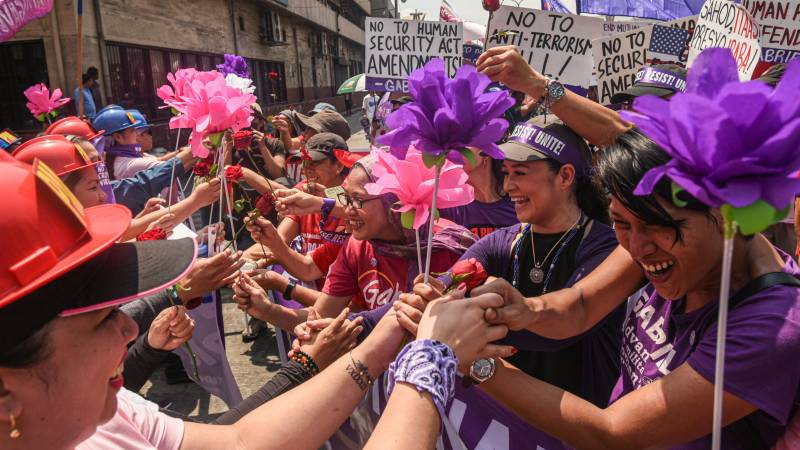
[442,197,519,239]
[611,253,800,449]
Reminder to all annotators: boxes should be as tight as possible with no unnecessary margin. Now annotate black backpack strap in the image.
[728,272,800,307]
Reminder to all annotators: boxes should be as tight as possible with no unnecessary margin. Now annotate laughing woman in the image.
[238,153,477,330]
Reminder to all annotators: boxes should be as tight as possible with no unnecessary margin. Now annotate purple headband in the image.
[634,67,687,92]
[507,124,590,177]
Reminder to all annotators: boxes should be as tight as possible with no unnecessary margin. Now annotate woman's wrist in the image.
[524,72,548,100]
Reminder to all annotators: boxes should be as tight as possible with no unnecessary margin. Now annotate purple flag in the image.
[0,0,54,42]
[579,0,702,21]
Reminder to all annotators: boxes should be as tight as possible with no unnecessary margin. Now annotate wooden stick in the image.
[76,0,85,117]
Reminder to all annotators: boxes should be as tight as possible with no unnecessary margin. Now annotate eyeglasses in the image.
[337,192,380,209]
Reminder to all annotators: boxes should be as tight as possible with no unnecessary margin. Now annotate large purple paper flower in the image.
[377,59,515,162]
[217,54,249,79]
[622,48,800,233]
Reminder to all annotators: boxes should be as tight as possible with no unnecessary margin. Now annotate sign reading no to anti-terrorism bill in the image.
[486,6,605,88]
[365,18,463,92]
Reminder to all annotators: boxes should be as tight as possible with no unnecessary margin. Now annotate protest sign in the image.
[688,0,761,79]
[365,18,463,92]
[665,15,699,62]
[602,20,655,36]
[741,0,800,63]
[0,0,53,42]
[486,6,605,87]
[648,25,690,64]
[463,43,484,65]
[593,27,653,105]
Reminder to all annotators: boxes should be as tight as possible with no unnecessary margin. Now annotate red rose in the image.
[193,161,211,177]
[449,258,488,291]
[255,191,275,216]
[268,71,279,80]
[233,130,254,150]
[225,164,244,183]
[482,0,500,12]
[137,228,168,241]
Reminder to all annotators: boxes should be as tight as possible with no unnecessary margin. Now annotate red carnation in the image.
[225,164,244,183]
[233,130,254,150]
[448,258,488,291]
[137,228,168,241]
[193,161,212,177]
[255,191,275,216]
[482,0,500,12]
[268,71,279,81]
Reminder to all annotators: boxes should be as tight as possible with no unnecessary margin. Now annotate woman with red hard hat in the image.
[0,154,459,450]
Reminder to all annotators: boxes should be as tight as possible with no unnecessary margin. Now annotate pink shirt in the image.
[113,154,162,180]
[76,388,184,450]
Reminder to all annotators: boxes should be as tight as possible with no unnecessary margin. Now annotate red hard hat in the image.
[0,153,131,307]
[46,116,105,140]
[12,134,98,176]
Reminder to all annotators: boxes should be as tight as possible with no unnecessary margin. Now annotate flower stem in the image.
[423,163,442,284]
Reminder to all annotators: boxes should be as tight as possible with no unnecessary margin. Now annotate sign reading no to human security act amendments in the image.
[365,18,463,92]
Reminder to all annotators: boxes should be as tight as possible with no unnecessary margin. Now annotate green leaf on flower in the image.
[422,152,440,169]
[233,199,246,213]
[209,164,219,177]
[36,113,46,122]
[726,200,789,236]
[671,182,688,208]
[207,132,224,148]
[171,107,181,116]
[459,148,477,166]
[400,210,415,229]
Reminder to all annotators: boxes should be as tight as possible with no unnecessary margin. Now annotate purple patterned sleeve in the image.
[387,339,459,420]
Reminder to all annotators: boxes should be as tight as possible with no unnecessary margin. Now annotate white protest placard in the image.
[486,6,605,87]
[741,0,800,63]
[688,0,761,80]
[365,18,463,92]
[665,15,699,63]
[593,27,653,105]
[602,20,656,36]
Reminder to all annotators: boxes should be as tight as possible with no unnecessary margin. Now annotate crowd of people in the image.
[1,41,799,450]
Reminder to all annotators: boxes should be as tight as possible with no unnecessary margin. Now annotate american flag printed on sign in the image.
[648,25,690,64]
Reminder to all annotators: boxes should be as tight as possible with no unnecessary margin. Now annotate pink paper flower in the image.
[158,69,256,157]
[365,148,474,229]
[24,83,71,118]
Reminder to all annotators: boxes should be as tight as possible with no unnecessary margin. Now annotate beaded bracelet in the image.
[290,350,320,376]
[387,339,458,421]
[346,352,374,391]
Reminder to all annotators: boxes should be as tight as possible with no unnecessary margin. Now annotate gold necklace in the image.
[529,214,582,284]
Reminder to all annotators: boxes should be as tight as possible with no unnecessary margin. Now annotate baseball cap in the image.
[307,102,337,115]
[296,110,352,141]
[500,117,592,177]
[0,154,196,351]
[305,132,365,168]
[610,64,688,104]
[46,116,105,141]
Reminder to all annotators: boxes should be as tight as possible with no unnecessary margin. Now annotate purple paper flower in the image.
[622,48,800,217]
[377,59,515,162]
[217,54,249,79]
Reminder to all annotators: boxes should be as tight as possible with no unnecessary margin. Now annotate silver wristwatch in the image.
[545,79,566,105]
[463,358,496,387]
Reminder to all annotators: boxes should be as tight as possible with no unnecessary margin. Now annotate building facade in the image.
[2,0,369,135]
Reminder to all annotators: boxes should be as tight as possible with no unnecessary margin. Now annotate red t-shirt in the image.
[286,182,345,254]
[323,237,461,311]
[310,242,342,275]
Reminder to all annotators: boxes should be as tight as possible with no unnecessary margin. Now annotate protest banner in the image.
[365,18,463,92]
[665,15,699,63]
[688,0,761,79]
[602,20,655,36]
[741,0,800,63]
[593,27,653,105]
[463,43,484,65]
[0,0,53,42]
[486,6,605,87]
